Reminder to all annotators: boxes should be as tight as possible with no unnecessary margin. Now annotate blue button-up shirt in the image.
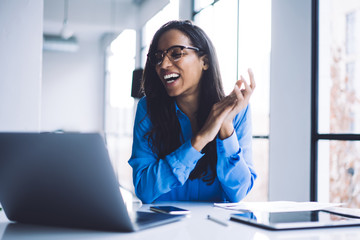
[128,97,256,203]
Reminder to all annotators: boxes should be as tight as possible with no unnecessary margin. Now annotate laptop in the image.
[230,210,360,231]
[0,132,184,232]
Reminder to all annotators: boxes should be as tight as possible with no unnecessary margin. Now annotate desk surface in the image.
[1,202,360,240]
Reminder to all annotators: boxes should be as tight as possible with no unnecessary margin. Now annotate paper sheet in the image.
[214,201,343,213]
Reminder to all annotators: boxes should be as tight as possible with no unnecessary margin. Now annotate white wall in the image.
[41,0,137,133]
[41,37,103,132]
[179,0,193,20]
[0,0,43,132]
[269,0,312,201]
[41,0,170,133]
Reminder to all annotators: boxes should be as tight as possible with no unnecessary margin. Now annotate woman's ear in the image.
[202,55,209,71]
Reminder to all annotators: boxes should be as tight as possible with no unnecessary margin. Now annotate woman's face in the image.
[155,29,208,99]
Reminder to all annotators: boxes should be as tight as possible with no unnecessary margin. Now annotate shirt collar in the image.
[174,101,184,116]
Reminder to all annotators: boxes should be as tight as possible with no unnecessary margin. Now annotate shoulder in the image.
[133,96,153,132]
[138,96,147,108]
[134,96,149,121]
[136,96,148,114]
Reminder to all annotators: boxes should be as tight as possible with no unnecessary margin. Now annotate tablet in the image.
[230,210,360,231]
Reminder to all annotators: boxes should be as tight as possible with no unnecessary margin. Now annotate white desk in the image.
[1,202,360,240]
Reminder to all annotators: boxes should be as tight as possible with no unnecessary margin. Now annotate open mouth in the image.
[164,73,180,84]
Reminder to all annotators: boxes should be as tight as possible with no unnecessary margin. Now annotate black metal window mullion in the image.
[310,0,319,202]
[317,134,360,141]
[253,135,269,139]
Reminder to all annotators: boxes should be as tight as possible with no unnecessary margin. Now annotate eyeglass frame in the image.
[147,45,200,66]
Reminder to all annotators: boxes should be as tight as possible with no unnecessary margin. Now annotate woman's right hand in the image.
[219,68,255,139]
[191,94,237,152]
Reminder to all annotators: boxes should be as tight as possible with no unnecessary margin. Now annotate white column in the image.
[179,0,193,20]
[0,0,43,132]
[269,0,312,201]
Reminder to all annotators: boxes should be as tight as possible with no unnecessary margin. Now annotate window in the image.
[194,0,238,94]
[315,0,360,207]
[104,29,136,192]
[346,11,356,55]
[141,0,179,67]
[194,0,271,201]
[103,0,180,193]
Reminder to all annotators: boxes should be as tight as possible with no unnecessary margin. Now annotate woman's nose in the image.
[159,54,172,68]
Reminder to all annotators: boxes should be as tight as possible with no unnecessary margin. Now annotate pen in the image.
[207,215,228,227]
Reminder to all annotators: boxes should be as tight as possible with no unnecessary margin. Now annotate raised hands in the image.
[219,68,256,139]
[191,69,255,152]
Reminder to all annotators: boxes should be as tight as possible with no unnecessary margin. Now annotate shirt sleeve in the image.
[216,104,257,202]
[128,97,204,203]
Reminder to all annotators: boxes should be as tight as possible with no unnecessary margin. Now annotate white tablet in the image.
[230,210,360,231]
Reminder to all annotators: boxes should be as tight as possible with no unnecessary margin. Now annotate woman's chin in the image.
[166,90,179,97]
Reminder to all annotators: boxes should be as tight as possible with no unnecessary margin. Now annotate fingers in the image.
[240,75,251,96]
[236,68,255,92]
[212,67,256,124]
[233,82,244,102]
[199,95,236,143]
[213,96,237,116]
[240,69,255,99]
[248,68,256,90]
[226,69,256,111]
[235,79,243,90]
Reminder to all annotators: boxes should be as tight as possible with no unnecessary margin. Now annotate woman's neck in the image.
[176,94,199,132]
[176,94,198,117]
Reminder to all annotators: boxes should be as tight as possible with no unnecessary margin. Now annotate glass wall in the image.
[141,0,179,67]
[318,140,360,207]
[104,0,180,194]
[194,0,238,94]
[194,0,271,201]
[317,0,360,207]
[104,0,179,193]
[318,0,360,135]
[104,29,136,191]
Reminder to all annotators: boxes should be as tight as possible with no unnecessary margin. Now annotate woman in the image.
[128,20,256,203]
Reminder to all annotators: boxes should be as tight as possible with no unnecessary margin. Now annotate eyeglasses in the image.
[148,45,200,66]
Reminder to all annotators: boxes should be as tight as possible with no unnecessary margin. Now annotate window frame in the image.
[192,0,270,202]
[192,0,269,140]
[310,0,360,201]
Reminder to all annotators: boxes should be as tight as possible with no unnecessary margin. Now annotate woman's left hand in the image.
[219,68,256,139]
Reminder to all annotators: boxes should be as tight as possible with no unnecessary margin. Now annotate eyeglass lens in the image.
[153,46,183,65]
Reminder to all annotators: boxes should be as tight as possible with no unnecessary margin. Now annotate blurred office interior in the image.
[1,0,360,207]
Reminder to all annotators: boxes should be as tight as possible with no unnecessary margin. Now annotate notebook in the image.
[0,132,184,231]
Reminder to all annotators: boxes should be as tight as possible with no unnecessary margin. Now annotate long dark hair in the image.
[142,20,225,184]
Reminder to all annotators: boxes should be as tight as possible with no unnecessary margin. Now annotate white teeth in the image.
[167,80,175,83]
[164,73,180,80]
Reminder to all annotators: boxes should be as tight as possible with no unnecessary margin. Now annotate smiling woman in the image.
[128,20,257,204]
[152,29,207,99]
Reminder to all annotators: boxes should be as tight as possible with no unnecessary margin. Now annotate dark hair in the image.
[142,20,225,184]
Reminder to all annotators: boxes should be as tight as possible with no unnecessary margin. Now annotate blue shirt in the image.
[128,97,257,203]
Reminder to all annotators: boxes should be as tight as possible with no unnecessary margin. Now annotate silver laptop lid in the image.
[0,133,134,231]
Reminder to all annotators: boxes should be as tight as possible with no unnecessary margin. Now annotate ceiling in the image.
[43,0,144,40]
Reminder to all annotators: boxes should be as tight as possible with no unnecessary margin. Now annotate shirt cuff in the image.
[165,140,204,184]
[217,131,240,158]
